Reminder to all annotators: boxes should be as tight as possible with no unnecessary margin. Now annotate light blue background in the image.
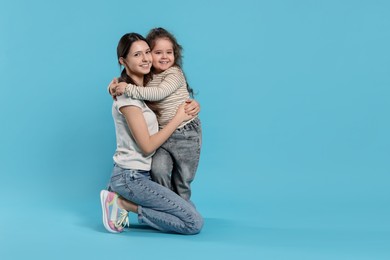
[1,0,389,259]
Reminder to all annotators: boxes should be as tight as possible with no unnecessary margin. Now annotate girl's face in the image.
[151,38,175,73]
[122,40,152,78]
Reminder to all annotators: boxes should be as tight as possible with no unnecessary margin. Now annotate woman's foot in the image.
[100,190,129,233]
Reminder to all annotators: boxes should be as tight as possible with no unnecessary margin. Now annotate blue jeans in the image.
[109,164,203,234]
[151,117,202,201]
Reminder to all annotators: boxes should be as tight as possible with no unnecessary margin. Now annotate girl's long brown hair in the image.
[146,27,194,98]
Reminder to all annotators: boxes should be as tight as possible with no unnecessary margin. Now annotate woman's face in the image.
[122,40,152,77]
[151,38,175,73]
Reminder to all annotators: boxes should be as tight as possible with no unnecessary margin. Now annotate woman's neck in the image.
[133,77,144,86]
[126,71,144,86]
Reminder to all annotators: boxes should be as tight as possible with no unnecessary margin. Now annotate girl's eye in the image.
[167,51,173,54]
[155,51,161,55]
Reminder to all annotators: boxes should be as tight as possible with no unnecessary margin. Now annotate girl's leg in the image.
[169,118,202,201]
[151,146,174,190]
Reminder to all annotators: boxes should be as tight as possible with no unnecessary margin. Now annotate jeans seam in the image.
[135,179,195,226]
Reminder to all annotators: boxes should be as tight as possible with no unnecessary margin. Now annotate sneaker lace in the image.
[115,210,129,229]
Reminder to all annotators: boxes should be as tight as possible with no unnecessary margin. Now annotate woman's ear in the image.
[119,57,125,66]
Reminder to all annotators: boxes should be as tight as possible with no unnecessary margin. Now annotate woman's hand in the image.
[175,103,195,122]
[184,99,200,116]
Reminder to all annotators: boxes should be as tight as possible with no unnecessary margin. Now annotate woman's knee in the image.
[185,213,204,235]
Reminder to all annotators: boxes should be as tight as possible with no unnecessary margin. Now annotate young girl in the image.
[101,32,203,234]
[110,28,201,202]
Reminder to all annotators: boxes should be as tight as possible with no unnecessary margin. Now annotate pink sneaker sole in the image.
[100,190,120,233]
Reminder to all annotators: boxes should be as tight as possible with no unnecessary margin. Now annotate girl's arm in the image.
[120,103,193,155]
[119,67,185,101]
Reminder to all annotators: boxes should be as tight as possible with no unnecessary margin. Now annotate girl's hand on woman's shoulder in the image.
[108,78,118,95]
[114,82,127,96]
[108,78,127,100]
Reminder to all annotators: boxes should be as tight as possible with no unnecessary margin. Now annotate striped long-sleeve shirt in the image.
[124,66,195,129]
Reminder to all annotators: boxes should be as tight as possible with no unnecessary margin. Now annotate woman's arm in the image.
[120,103,193,155]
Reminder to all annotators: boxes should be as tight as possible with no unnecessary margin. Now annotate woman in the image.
[109,27,202,202]
[100,32,203,235]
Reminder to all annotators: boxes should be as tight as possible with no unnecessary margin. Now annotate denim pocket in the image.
[129,170,151,181]
[110,172,124,184]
